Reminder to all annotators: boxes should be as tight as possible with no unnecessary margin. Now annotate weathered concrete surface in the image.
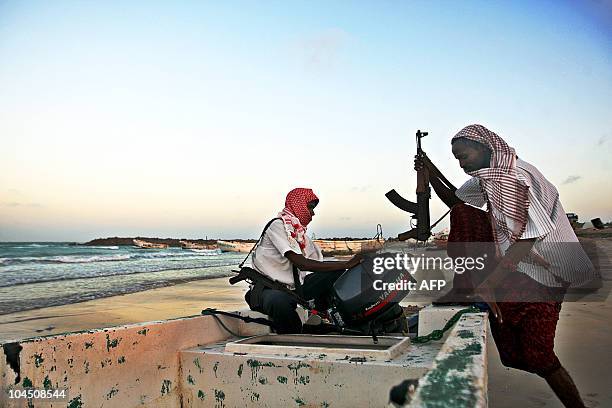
[180,339,441,407]
[407,312,489,408]
[0,311,266,408]
[0,308,488,407]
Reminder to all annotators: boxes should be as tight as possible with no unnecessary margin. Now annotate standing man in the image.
[415,124,596,408]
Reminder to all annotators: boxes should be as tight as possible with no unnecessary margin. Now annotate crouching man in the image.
[246,187,361,334]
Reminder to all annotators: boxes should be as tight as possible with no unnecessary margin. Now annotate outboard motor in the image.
[229,250,415,337]
[326,252,415,336]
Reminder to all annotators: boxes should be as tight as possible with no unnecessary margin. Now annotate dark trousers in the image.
[259,270,343,334]
[449,203,563,376]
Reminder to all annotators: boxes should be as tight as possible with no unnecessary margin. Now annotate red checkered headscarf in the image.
[279,188,318,252]
[452,124,529,243]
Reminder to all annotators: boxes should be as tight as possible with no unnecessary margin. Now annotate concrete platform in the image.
[180,338,440,407]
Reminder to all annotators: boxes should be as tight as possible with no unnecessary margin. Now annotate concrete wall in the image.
[1,309,488,408]
[0,312,267,408]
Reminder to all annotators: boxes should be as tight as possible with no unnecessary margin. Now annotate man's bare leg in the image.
[544,366,585,408]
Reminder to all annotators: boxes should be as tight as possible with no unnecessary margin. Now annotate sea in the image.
[0,242,246,315]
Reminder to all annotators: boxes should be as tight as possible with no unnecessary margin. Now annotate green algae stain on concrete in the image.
[277,376,288,384]
[194,357,204,373]
[288,361,311,377]
[22,377,33,387]
[84,361,90,374]
[294,396,306,406]
[214,389,226,406]
[43,375,52,389]
[419,342,482,408]
[117,356,126,364]
[321,402,330,408]
[198,390,206,400]
[84,341,94,349]
[246,359,278,381]
[187,375,195,385]
[67,395,83,408]
[213,361,220,378]
[105,334,121,352]
[137,328,148,336]
[161,379,172,395]
[106,386,119,399]
[251,392,260,402]
[289,361,312,385]
[34,353,44,367]
[258,377,268,385]
[237,363,244,378]
[456,330,475,339]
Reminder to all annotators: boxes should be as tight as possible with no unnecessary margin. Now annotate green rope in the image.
[412,306,481,344]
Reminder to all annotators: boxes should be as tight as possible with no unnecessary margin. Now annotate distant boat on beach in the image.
[431,232,449,250]
[217,239,384,255]
[566,213,585,230]
[313,239,383,256]
[217,240,256,253]
[179,240,217,250]
[132,239,169,249]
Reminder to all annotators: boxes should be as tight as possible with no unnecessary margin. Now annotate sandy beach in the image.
[0,277,250,343]
[1,238,610,407]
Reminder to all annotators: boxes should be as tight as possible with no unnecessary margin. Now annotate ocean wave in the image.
[53,254,132,263]
[183,249,222,255]
[88,246,119,250]
[0,262,238,287]
[8,245,53,249]
[133,251,221,259]
[0,251,235,267]
[0,254,132,265]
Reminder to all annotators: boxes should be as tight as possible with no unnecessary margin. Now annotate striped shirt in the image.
[455,158,596,287]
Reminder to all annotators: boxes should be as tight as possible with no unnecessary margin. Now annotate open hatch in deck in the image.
[225,334,411,360]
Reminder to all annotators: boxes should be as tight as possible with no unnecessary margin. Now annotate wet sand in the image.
[1,238,610,407]
[0,277,250,343]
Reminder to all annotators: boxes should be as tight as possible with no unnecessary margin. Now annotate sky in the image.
[1,1,611,242]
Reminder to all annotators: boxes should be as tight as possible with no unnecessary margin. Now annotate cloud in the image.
[339,216,352,221]
[597,135,609,146]
[299,28,350,72]
[562,175,582,185]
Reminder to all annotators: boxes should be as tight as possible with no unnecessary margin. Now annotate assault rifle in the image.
[386,130,453,241]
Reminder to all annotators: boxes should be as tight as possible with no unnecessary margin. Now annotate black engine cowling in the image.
[327,252,414,332]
